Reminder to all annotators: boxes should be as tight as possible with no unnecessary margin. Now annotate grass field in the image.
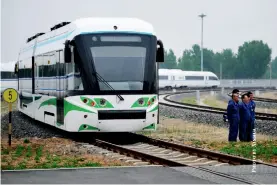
[1,138,130,170]
[182,97,197,105]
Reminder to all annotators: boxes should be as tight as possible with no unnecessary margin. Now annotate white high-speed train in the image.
[158,69,220,89]
[1,61,18,94]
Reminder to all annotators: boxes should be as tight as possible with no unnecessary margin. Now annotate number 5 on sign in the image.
[3,88,18,103]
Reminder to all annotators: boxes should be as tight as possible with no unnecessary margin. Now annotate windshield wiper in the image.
[94,71,124,101]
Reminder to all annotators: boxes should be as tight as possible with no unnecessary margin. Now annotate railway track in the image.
[253,97,277,103]
[227,92,277,103]
[76,133,276,184]
[160,93,277,121]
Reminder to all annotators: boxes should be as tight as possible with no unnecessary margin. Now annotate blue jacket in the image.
[239,102,251,123]
[249,100,256,120]
[227,100,240,123]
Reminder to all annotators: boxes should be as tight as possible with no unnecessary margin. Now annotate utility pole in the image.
[220,62,222,80]
[269,61,272,87]
[199,13,206,71]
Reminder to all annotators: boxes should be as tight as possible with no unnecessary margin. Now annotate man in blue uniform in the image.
[239,93,251,142]
[227,89,240,142]
[247,91,256,141]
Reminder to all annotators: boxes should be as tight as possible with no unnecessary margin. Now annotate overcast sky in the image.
[1,0,277,62]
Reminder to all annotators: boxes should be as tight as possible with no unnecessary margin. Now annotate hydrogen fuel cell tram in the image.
[15,17,164,132]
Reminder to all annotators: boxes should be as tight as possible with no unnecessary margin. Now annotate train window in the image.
[209,76,218,80]
[159,75,168,80]
[185,76,204,80]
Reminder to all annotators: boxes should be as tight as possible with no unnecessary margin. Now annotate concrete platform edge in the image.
[1,165,163,172]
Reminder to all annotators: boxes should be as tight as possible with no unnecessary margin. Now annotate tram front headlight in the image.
[138,98,144,105]
[100,98,106,106]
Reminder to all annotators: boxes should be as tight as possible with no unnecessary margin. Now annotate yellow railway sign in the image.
[3,88,18,103]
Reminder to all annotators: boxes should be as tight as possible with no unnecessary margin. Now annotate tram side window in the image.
[58,63,65,76]
[1,72,16,79]
[39,66,44,77]
[42,52,56,77]
[19,68,25,78]
[25,68,32,78]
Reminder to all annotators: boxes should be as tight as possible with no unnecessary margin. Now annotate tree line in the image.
[159,40,277,79]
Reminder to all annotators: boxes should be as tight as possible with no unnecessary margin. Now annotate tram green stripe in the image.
[143,123,155,130]
[78,124,99,131]
[64,99,95,117]
[39,98,56,109]
[148,105,158,112]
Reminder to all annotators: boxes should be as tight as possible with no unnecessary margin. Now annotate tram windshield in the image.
[73,33,157,95]
[91,46,146,90]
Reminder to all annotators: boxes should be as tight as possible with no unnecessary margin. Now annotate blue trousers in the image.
[228,120,239,142]
[247,120,255,141]
[239,120,251,142]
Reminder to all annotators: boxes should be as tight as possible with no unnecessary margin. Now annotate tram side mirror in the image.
[14,64,18,74]
[156,40,164,62]
[64,40,71,63]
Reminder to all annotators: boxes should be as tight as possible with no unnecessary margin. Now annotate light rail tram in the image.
[14,17,164,132]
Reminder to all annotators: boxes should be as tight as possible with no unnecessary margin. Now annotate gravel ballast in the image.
[159,105,277,136]
[1,111,64,139]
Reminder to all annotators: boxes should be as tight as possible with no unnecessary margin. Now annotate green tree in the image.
[213,49,239,79]
[202,48,215,72]
[237,40,272,78]
[178,50,194,70]
[178,44,202,71]
[191,44,201,70]
[159,49,177,69]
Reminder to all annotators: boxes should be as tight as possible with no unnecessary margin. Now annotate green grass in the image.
[203,97,222,108]
[35,146,43,162]
[219,140,277,161]
[26,146,32,158]
[23,138,30,144]
[2,148,10,155]
[1,144,107,170]
[14,145,25,157]
[182,97,197,105]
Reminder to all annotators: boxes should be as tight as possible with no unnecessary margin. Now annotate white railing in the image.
[219,79,277,88]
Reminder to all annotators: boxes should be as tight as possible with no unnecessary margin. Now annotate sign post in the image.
[2,88,18,146]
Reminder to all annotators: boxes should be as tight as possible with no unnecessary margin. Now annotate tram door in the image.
[56,50,65,125]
